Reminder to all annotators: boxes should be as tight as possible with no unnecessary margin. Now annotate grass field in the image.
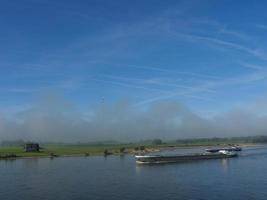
[0,138,256,159]
[0,144,127,158]
[0,143,148,158]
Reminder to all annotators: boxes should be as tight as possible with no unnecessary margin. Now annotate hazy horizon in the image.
[0,93,267,142]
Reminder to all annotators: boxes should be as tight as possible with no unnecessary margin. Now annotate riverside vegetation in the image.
[0,136,267,159]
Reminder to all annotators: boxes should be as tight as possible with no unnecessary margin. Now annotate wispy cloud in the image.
[88,61,220,80]
[135,92,214,107]
[87,77,214,103]
[256,24,267,30]
[171,32,267,60]
[0,88,36,93]
[136,68,267,106]
[240,62,267,70]
[87,78,173,94]
[122,64,220,79]
[220,29,249,40]
[0,78,81,94]
[103,74,216,93]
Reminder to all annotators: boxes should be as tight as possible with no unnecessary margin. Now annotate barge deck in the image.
[135,151,238,164]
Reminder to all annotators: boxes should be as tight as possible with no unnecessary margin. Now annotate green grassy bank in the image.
[0,143,181,158]
[1,135,266,159]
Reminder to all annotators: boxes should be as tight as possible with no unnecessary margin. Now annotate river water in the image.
[1,146,267,200]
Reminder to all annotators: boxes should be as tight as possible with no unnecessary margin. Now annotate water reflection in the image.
[135,164,144,175]
[220,159,229,172]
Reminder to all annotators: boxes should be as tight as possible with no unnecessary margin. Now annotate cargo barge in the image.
[135,150,237,164]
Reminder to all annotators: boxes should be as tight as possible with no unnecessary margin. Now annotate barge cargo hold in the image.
[135,151,238,164]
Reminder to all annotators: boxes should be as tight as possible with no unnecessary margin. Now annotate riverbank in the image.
[0,143,162,159]
[0,143,260,159]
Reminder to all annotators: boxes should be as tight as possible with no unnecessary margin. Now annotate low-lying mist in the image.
[0,94,267,143]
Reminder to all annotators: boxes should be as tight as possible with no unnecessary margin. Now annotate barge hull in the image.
[136,154,237,164]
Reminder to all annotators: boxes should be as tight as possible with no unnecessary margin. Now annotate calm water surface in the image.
[1,146,267,200]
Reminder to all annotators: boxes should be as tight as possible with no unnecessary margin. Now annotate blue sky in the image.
[2,0,267,117]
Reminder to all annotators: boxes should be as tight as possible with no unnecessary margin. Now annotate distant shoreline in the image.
[0,143,263,160]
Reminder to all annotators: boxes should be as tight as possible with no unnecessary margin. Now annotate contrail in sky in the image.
[102,74,216,93]
[88,61,220,80]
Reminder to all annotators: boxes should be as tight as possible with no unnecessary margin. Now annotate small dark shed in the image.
[24,143,40,152]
